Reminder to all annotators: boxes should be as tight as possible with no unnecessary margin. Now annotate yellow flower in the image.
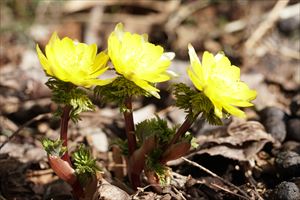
[36,32,113,88]
[108,23,175,98]
[187,44,257,118]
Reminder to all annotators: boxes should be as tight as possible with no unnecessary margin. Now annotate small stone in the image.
[271,181,300,200]
[25,147,47,162]
[290,95,300,117]
[286,118,300,142]
[168,108,186,125]
[281,141,300,154]
[275,151,300,178]
[260,107,287,142]
[133,104,156,124]
[98,180,130,200]
[44,180,73,200]
[86,128,108,152]
[278,15,300,36]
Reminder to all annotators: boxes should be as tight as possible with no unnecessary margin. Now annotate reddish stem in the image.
[123,96,141,188]
[123,97,137,156]
[168,116,196,147]
[58,105,84,198]
[60,106,72,165]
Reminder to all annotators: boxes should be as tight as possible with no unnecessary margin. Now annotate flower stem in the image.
[123,97,137,156]
[168,118,193,147]
[168,113,199,147]
[60,106,72,165]
[123,96,141,188]
[58,105,85,198]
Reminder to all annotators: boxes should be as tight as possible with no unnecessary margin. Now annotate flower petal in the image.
[84,77,115,87]
[90,51,109,76]
[114,23,125,40]
[36,44,53,76]
[187,67,204,91]
[223,104,246,118]
[132,77,160,98]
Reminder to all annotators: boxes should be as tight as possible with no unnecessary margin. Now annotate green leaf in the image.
[72,145,101,186]
[110,138,129,156]
[183,132,199,149]
[145,149,171,185]
[135,116,176,146]
[41,138,67,157]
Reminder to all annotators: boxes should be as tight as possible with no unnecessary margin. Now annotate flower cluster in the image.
[37,24,256,117]
[36,22,257,197]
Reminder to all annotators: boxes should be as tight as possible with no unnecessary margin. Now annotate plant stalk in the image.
[58,105,85,198]
[168,118,193,147]
[123,96,141,188]
[123,96,137,156]
[60,106,72,165]
[168,113,199,147]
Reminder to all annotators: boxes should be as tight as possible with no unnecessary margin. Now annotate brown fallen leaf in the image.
[93,179,130,200]
[194,120,275,161]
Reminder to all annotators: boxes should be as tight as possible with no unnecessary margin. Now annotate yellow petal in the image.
[36,44,53,76]
[142,33,148,42]
[84,77,115,87]
[223,104,246,118]
[209,97,223,118]
[132,77,160,98]
[45,46,70,81]
[188,44,205,82]
[187,67,204,91]
[188,44,201,65]
[143,73,170,83]
[202,51,215,80]
[48,32,60,47]
[115,23,125,40]
[202,51,215,68]
[91,51,109,76]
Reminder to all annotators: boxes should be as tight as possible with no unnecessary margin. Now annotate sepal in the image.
[46,78,94,122]
[94,76,151,111]
[173,83,222,125]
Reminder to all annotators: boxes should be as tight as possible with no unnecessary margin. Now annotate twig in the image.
[181,157,251,200]
[0,113,51,150]
[165,0,209,31]
[245,0,290,51]
[210,183,249,200]
[172,186,187,200]
[224,2,299,34]
[132,184,158,200]
[243,163,264,200]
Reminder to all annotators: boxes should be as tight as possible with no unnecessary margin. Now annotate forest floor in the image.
[0,0,299,199]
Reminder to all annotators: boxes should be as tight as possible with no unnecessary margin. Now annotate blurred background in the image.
[0,0,300,199]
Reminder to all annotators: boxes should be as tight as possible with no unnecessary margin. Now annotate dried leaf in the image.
[196,120,275,161]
